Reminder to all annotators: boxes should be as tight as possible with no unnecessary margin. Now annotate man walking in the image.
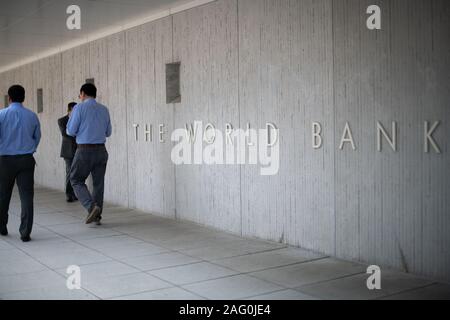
[67,83,112,224]
[0,85,41,242]
[58,102,78,202]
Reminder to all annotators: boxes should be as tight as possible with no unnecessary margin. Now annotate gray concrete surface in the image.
[0,186,449,300]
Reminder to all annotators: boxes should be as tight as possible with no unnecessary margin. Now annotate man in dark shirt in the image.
[58,102,78,202]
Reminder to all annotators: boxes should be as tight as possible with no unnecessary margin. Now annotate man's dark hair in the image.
[80,83,97,98]
[8,85,25,103]
[68,102,77,112]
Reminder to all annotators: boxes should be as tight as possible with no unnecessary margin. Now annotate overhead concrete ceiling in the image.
[0,0,211,72]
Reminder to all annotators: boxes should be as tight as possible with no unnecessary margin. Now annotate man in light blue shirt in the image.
[67,83,112,224]
[0,100,41,156]
[66,94,112,145]
[0,85,41,242]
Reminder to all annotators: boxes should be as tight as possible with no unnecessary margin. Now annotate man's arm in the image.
[105,109,112,138]
[67,107,80,137]
[0,111,5,141]
[58,117,69,137]
[34,116,41,148]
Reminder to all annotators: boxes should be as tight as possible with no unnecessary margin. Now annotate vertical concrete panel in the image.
[32,55,64,189]
[0,76,3,109]
[105,33,129,207]
[126,18,175,217]
[89,39,108,104]
[124,27,141,210]
[420,0,450,282]
[172,0,241,232]
[0,73,4,106]
[378,0,424,277]
[1,71,16,109]
[333,0,378,265]
[239,0,335,251]
[12,65,34,110]
[62,45,90,105]
[0,71,9,108]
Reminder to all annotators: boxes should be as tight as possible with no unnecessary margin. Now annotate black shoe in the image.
[0,227,7,236]
[67,194,78,202]
[86,205,102,224]
[21,235,31,242]
[95,208,103,226]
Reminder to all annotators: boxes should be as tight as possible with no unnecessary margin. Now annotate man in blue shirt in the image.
[67,83,112,224]
[0,85,41,242]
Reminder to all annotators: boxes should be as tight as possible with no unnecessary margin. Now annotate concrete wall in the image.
[125,18,175,217]
[173,0,241,232]
[239,0,336,256]
[0,0,449,282]
[332,0,450,282]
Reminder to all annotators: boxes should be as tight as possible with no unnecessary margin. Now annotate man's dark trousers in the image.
[58,115,77,200]
[64,158,76,200]
[70,146,108,213]
[0,154,35,237]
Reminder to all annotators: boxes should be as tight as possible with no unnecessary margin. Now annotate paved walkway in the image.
[0,187,449,300]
